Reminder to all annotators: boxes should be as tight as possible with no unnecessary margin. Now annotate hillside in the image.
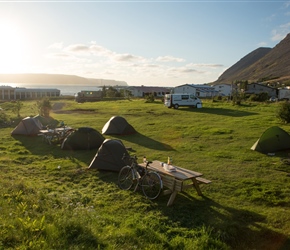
[215,33,290,84]
[0,73,128,86]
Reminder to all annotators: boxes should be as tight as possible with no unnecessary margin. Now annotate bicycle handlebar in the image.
[122,154,138,163]
[122,154,152,167]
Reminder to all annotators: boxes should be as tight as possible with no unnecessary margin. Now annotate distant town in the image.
[1,82,290,102]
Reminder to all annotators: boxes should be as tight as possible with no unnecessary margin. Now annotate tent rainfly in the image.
[11,117,43,136]
[102,116,136,135]
[33,115,59,128]
[251,126,290,153]
[88,139,130,172]
[61,127,105,150]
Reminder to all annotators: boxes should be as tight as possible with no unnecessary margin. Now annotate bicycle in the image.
[118,154,163,200]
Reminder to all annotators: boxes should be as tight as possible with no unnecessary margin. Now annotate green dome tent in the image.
[33,115,58,128]
[88,139,130,172]
[11,117,43,136]
[61,127,105,150]
[102,116,136,135]
[251,126,290,153]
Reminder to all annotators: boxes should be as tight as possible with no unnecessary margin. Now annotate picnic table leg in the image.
[192,178,203,196]
[44,135,52,145]
[167,191,178,206]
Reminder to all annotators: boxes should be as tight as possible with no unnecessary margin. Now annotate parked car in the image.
[269,97,277,102]
[164,93,202,109]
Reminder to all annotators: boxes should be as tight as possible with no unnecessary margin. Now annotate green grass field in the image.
[0,98,289,249]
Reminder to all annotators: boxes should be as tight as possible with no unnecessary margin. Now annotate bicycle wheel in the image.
[141,172,163,200]
[118,166,135,190]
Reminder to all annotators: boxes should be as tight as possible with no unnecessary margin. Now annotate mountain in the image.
[215,33,290,84]
[0,73,128,86]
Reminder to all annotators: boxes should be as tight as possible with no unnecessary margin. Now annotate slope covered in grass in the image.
[0,98,289,249]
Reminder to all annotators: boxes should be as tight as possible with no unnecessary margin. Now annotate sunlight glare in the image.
[0,21,29,73]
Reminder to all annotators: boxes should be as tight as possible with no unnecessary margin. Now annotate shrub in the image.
[248,94,259,102]
[145,94,155,103]
[12,100,23,117]
[36,98,52,117]
[247,93,269,102]
[277,101,290,123]
[0,111,10,127]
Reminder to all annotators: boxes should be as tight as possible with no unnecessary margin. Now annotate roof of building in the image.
[128,86,171,92]
[15,88,60,92]
[175,84,217,93]
[176,83,213,88]
[0,85,14,89]
[249,83,276,90]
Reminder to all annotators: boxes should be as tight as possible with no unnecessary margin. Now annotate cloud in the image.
[180,68,198,73]
[156,55,185,62]
[257,41,267,47]
[46,52,72,59]
[89,44,112,56]
[61,43,144,64]
[271,22,290,41]
[190,63,223,68]
[114,53,140,62]
[168,66,199,74]
[64,44,90,53]
[47,42,63,50]
[285,1,290,8]
[45,41,223,85]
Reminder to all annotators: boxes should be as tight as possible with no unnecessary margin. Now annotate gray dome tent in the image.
[11,117,43,136]
[102,116,136,135]
[251,126,290,153]
[88,139,130,172]
[33,115,58,128]
[61,127,105,150]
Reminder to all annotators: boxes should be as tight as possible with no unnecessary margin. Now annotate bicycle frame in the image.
[118,154,163,200]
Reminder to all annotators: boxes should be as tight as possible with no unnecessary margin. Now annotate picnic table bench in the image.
[140,160,211,206]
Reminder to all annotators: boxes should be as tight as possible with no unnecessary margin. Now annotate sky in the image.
[0,1,290,87]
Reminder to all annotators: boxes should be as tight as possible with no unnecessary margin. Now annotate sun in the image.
[0,20,28,73]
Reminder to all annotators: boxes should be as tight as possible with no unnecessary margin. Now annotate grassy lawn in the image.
[0,98,289,249]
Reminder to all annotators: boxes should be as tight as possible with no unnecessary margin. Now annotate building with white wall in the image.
[0,86,60,100]
[127,86,171,97]
[212,84,232,96]
[173,84,218,98]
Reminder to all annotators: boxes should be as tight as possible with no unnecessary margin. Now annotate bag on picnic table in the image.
[161,162,176,172]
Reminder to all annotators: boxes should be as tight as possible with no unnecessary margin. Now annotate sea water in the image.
[10,84,102,96]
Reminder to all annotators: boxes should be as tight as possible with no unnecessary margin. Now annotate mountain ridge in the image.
[0,73,128,86]
[214,33,290,84]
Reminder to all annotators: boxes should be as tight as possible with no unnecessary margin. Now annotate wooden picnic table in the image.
[140,160,211,206]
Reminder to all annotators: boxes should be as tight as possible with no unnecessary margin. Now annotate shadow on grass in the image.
[176,107,258,117]
[155,193,290,250]
[112,132,175,151]
[90,170,290,250]
[11,135,98,164]
[11,132,173,167]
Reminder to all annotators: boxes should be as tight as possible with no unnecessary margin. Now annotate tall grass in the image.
[0,98,289,249]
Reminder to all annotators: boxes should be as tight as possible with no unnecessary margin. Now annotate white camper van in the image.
[164,94,202,109]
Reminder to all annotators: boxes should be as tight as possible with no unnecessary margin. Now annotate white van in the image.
[164,94,202,109]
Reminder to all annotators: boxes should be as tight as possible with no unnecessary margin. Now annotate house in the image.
[245,83,277,97]
[127,86,171,97]
[173,84,218,98]
[212,84,232,96]
[0,86,60,100]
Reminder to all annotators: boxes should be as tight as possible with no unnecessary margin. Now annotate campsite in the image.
[1,98,290,249]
